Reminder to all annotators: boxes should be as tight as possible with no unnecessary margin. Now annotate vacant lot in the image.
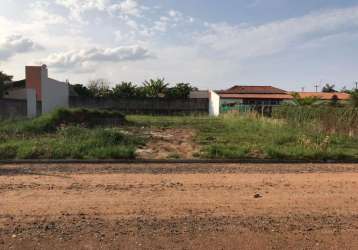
[1,163,358,249]
[1,108,358,161]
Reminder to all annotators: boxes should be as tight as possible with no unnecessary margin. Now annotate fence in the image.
[220,104,275,116]
[0,99,42,119]
[69,97,209,115]
[0,99,27,119]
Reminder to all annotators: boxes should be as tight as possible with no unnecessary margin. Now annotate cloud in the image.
[109,0,141,17]
[195,6,358,60]
[39,45,151,70]
[0,35,42,60]
[55,0,109,21]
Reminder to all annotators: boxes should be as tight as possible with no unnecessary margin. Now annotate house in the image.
[3,65,70,115]
[293,92,351,101]
[217,85,293,107]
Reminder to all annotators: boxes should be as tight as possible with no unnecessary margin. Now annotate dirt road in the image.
[1,163,358,249]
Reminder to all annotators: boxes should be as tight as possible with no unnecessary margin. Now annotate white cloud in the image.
[0,35,41,60]
[110,0,141,17]
[55,0,109,21]
[39,45,151,70]
[196,6,358,60]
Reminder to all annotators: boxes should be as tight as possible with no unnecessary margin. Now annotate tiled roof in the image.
[220,93,293,100]
[220,85,288,94]
[294,92,351,100]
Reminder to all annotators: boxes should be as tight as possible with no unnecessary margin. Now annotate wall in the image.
[190,90,209,99]
[0,99,27,119]
[70,97,209,114]
[3,88,27,100]
[26,66,42,100]
[26,89,37,118]
[209,91,220,116]
[42,77,69,114]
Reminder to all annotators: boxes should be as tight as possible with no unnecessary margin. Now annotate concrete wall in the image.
[3,88,27,100]
[190,90,210,99]
[70,97,209,115]
[26,89,37,118]
[0,99,27,119]
[42,77,69,114]
[209,91,220,117]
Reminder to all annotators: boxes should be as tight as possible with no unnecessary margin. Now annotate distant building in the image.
[217,85,293,107]
[4,65,69,115]
[293,92,351,101]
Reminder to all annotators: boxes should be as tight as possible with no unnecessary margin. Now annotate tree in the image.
[291,93,320,106]
[330,94,339,106]
[0,71,13,98]
[322,84,337,93]
[88,79,112,97]
[71,84,93,97]
[143,78,168,98]
[112,82,137,98]
[350,90,358,108]
[166,83,196,99]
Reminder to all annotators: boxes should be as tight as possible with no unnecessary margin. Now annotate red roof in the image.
[294,92,351,101]
[220,93,293,100]
[220,85,288,94]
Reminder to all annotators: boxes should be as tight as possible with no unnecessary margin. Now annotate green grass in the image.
[128,113,358,160]
[0,109,141,160]
[1,109,358,160]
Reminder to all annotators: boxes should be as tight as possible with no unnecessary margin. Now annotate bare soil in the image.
[1,163,358,249]
[136,128,201,159]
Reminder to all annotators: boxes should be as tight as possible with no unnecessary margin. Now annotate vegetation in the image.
[322,83,337,93]
[129,112,358,160]
[291,93,320,106]
[71,78,196,99]
[112,82,137,98]
[351,90,358,108]
[0,109,141,160]
[87,79,112,97]
[1,107,358,160]
[0,71,13,98]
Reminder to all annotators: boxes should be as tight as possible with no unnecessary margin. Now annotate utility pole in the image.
[314,84,319,93]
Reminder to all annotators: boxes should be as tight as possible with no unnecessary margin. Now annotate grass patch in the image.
[128,113,358,160]
[0,109,141,160]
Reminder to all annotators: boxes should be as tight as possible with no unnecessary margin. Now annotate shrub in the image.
[21,108,125,134]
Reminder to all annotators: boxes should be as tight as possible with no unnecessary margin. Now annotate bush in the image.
[14,108,125,134]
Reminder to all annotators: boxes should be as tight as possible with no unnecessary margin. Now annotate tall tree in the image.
[322,84,337,93]
[112,82,137,98]
[143,78,168,98]
[166,83,196,99]
[0,71,13,98]
[88,79,112,97]
[71,84,93,97]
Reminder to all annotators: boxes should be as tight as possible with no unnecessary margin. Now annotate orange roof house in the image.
[217,85,293,106]
[293,92,351,101]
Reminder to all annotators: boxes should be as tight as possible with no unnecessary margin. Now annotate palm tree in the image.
[143,78,168,98]
[322,84,337,93]
[112,82,137,98]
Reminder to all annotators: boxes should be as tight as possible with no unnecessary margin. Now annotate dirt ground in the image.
[1,163,358,250]
[136,128,201,159]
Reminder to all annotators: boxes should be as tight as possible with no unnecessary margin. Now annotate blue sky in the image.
[1,0,358,91]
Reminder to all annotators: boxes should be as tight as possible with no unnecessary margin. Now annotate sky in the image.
[1,0,358,91]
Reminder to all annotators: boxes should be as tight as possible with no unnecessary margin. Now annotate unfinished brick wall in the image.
[25,66,42,100]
